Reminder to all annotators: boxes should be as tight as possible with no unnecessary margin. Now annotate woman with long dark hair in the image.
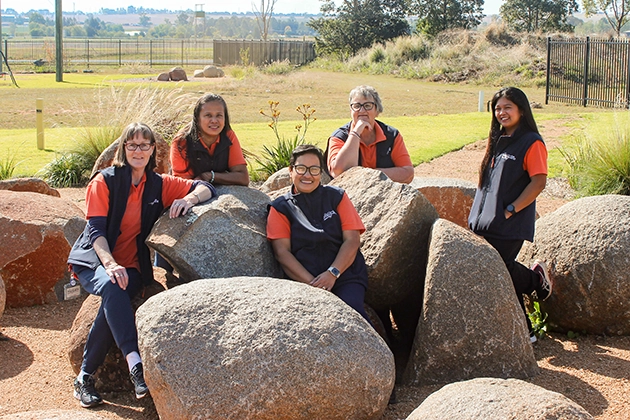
[468,87,553,343]
[170,93,249,186]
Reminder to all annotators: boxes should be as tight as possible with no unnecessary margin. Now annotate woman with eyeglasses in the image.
[67,122,216,409]
[326,85,414,184]
[267,144,370,322]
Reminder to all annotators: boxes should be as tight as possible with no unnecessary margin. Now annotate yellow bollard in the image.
[36,98,44,150]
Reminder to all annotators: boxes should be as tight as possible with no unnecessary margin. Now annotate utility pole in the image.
[1,0,4,74]
[55,0,63,82]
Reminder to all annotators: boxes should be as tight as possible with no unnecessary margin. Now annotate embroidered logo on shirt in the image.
[323,210,337,221]
[498,153,516,161]
[148,199,160,205]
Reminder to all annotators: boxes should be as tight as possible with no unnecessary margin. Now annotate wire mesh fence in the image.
[3,38,316,71]
[3,38,215,70]
[546,36,630,108]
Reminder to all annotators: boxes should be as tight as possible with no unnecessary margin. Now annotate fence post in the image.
[150,39,153,67]
[36,98,44,150]
[181,39,184,66]
[545,37,551,105]
[86,39,90,69]
[626,41,630,109]
[119,39,122,66]
[582,37,590,107]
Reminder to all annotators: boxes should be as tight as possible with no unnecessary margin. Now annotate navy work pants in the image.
[74,264,143,374]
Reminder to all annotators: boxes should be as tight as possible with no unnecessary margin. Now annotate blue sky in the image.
[2,0,504,16]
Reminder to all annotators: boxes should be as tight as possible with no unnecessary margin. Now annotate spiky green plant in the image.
[528,301,549,340]
[561,121,630,196]
[40,153,89,187]
[0,152,18,180]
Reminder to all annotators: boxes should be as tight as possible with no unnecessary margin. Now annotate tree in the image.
[84,15,104,37]
[413,0,484,36]
[582,0,630,36]
[308,0,410,57]
[139,13,152,27]
[500,0,578,32]
[252,0,277,40]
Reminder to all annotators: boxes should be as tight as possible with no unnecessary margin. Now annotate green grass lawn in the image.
[0,68,621,179]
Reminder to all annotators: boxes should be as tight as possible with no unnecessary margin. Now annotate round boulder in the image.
[0,177,60,197]
[407,377,593,419]
[519,195,630,335]
[169,66,188,81]
[136,277,395,420]
[202,65,225,78]
[0,191,85,307]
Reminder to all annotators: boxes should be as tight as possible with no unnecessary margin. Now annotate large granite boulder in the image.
[0,273,5,322]
[169,66,188,81]
[90,132,170,178]
[202,65,225,78]
[0,191,85,307]
[0,178,60,197]
[67,280,165,392]
[136,277,394,420]
[147,186,282,281]
[329,167,438,310]
[404,219,538,385]
[0,410,110,419]
[410,177,476,228]
[406,377,593,420]
[519,195,630,335]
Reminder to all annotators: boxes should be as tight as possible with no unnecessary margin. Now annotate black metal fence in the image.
[213,39,316,66]
[3,38,214,70]
[546,36,630,108]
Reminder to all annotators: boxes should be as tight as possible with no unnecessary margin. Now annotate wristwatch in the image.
[506,204,517,216]
[327,266,341,278]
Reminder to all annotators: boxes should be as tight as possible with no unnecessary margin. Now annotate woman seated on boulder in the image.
[326,85,414,184]
[468,87,553,344]
[170,92,249,186]
[267,144,370,322]
[67,122,216,409]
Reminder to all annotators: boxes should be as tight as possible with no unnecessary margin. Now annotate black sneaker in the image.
[531,260,553,302]
[73,374,103,408]
[130,363,149,399]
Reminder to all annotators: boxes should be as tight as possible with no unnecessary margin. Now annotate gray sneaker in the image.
[73,374,103,408]
[130,363,149,399]
[531,260,552,302]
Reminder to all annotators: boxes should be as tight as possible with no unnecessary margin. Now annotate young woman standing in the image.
[468,87,553,343]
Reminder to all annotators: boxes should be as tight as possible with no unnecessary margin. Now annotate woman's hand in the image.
[310,271,336,291]
[169,197,195,218]
[105,262,129,290]
[351,119,373,136]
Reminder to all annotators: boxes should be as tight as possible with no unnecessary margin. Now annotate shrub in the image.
[561,124,630,196]
[40,153,89,187]
[528,301,549,339]
[253,101,317,179]
[0,152,18,180]
[260,59,296,76]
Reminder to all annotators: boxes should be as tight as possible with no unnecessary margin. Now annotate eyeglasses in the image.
[292,164,322,176]
[124,142,154,151]
[350,102,376,111]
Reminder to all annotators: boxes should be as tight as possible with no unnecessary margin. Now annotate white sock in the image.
[126,351,142,371]
[77,370,91,383]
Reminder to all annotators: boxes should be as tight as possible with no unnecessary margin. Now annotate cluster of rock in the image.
[2,165,629,418]
[157,65,225,82]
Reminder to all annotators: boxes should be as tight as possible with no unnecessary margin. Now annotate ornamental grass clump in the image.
[42,85,195,187]
[253,101,316,179]
[561,119,630,197]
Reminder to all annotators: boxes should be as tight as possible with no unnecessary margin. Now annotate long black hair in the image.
[478,87,539,187]
[176,93,231,177]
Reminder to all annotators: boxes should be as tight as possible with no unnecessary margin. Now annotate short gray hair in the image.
[349,85,383,113]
